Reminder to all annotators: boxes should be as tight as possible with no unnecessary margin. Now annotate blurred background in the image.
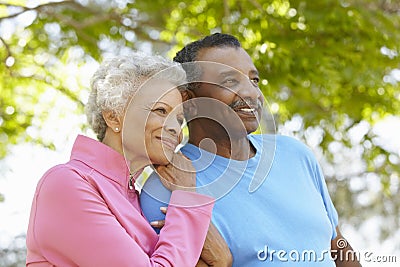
[0,0,399,266]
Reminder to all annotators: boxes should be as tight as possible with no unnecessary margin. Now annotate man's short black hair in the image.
[173,33,242,90]
[173,33,241,64]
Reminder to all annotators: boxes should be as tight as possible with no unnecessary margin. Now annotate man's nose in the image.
[237,78,262,100]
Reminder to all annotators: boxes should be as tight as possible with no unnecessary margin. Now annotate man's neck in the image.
[188,123,256,160]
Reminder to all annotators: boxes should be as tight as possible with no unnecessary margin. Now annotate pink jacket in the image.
[26,135,214,266]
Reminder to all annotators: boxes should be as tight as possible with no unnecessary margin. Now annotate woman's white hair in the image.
[86,52,187,141]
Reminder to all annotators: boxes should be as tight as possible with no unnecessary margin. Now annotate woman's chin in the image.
[150,151,174,166]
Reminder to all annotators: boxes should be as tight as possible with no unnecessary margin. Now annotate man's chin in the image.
[243,120,260,134]
[246,128,257,134]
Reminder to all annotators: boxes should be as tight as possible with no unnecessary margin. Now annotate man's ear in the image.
[181,88,198,120]
[180,88,195,101]
[102,110,122,133]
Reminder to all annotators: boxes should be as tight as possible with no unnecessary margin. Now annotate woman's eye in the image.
[153,108,167,115]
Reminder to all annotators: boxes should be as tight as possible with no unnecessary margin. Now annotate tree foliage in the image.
[0,0,399,250]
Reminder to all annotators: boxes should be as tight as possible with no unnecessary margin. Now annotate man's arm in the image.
[152,219,232,267]
[331,226,362,267]
[196,222,233,267]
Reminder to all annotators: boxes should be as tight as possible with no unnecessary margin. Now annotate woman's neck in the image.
[102,128,148,174]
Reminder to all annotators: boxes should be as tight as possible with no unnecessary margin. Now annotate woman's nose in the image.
[164,116,181,136]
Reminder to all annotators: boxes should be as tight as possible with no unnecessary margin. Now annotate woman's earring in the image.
[115,127,120,132]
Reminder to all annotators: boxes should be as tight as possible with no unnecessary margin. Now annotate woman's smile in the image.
[157,135,179,151]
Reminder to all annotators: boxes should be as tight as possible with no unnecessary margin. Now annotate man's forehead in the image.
[195,61,258,80]
[198,61,239,73]
[196,46,258,74]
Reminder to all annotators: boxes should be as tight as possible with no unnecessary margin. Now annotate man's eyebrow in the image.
[218,70,241,77]
[249,69,259,76]
[218,69,259,77]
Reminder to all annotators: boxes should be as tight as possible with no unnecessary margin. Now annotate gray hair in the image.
[86,52,187,141]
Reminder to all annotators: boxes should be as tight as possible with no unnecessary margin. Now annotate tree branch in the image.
[248,0,263,11]
[0,36,12,61]
[0,1,75,20]
[9,71,85,108]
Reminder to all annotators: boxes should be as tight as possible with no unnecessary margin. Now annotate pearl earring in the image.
[115,127,119,132]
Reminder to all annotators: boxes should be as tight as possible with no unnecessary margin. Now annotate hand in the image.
[196,259,209,267]
[331,227,361,267]
[150,207,167,229]
[198,223,232,267]
[154,152,196,192]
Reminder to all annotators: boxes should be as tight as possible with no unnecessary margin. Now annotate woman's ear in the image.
[102,110,122,133]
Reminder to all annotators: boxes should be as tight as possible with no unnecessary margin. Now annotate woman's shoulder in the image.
[36,161,92,196]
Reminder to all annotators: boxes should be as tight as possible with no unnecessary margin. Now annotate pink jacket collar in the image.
[70,135,131,188]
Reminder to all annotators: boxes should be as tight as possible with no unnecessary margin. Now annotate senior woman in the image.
[26,53,217,266]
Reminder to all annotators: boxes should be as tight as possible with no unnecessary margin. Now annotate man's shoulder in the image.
[250,133,307,148]
[250,134,315,158]
[181,134,311,152]
[180,142,199,156]
[275,134,308,148]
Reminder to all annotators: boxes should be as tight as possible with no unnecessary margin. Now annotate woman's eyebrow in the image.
[151,101,173,109]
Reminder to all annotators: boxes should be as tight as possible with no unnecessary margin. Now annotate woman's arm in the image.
[27,166,213,267]
[154,154,232,267]
[150,216,232,267]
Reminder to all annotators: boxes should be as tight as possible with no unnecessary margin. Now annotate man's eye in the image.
[251,77,260,84]
[222,78,238,86]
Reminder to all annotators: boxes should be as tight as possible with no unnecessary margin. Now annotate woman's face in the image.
[122,79,184,167]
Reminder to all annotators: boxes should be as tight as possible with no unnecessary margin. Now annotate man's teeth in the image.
[239,108,255,112]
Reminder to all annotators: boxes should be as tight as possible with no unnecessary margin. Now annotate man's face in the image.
[192,46,264,134]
